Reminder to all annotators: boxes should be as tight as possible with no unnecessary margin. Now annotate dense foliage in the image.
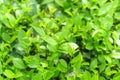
[0,0,120,80]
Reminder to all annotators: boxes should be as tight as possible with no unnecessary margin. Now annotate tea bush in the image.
[0,0,120,80]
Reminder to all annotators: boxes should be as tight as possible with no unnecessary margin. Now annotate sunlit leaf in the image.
[98,2,112,16]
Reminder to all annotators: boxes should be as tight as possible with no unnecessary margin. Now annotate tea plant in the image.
[0,0,120,80]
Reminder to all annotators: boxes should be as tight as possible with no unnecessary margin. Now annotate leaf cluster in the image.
[0,0,120,80]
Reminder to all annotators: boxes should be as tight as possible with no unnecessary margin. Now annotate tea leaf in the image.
[13,58,26,69]
[98,2,112,16]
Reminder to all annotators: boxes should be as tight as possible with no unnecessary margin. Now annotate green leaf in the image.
[14,71,23,78]
[59,42,78,56]
[82,71,91,80]
[2,18,11,28]
[3,70,15,78]
[2,33,10,42]
[73,13,81,27]
[57,59,67,72]
[91,73,99,80]
[105,67,117,76]
[100,15,113,30]
[113,72,120,80]
[43,70,54,80]
[0,62,2,74]
[41,0,54,5]
[32,72,43,80]
[99,62,106,72]
[70,53,83,64]
[17,32,29,54]
[90,59,97,69]
[55,0,65,7]
[98,0,107,6]
[115,12,120,20]
[5,13,16,26]
[104,55,112,63]
[26,28,32,37]
[98,2,112,16]
[0,25,3,36]
[18,29,30,53]
[67,77,75,80]
[13,58,26,69]
[112,31,120,46]
[99,76,106,80]
[42,35,57,46]
[92,29,106,37]
[0,76,3,80]
[98,55,105,63]
[32,25,45,36]
[47,3,57,14]
[18,29,26,41]
[110,50,120,59]
[46,20,58,32]
[28,55,40,68]
[85,43,93,50]
[47,44,57,52]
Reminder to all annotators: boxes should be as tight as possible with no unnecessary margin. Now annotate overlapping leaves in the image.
[0,0,120,80]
